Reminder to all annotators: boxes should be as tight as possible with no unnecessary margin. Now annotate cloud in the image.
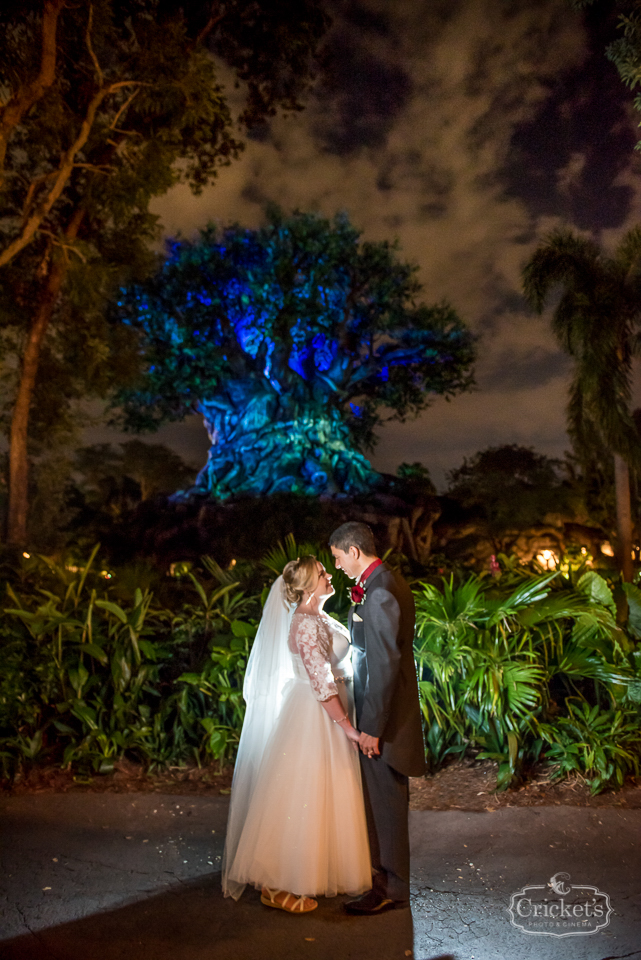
[369,370,573,489]
[157,1,587,293]
[142,0,641,484]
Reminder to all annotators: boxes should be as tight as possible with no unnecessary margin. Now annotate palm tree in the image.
[522,228,641,581]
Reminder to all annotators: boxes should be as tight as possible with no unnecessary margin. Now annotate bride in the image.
[222,556,371,913]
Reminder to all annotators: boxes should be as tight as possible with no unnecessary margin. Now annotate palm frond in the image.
[522,229,602,314]
[260,534,318,576]
[201,556,238,586]
[486,572,557,623]
[615,224,641,273]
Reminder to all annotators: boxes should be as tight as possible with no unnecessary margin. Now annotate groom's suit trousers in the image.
[359,752,410,902]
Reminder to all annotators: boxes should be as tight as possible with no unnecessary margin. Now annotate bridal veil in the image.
[221,575,295,898]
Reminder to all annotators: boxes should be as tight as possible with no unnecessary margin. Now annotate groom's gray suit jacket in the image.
[348,563,426,778]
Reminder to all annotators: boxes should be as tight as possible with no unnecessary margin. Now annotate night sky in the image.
[90,0,641,489]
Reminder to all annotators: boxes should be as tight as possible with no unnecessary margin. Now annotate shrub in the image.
[0,548,259,778]
[2,544,639,795]
[414,566,640,791]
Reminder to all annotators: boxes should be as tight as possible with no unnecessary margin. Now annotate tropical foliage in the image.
[414,561,641,792]
[2,542,641,796]
[0,547,260,779]
[522,227,641,580]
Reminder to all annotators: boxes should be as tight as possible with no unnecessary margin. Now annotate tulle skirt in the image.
[222,677,371,899]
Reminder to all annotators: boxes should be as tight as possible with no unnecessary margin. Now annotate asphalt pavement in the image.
[1,792,640,960]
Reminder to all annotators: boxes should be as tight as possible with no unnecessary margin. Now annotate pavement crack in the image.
[15,904,62,960]
[413,887,461,896]
[597,952,641,960]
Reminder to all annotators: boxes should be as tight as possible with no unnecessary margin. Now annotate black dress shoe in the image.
[343,891,408,915]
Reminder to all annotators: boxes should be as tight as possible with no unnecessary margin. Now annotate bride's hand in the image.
[346,725,360,750]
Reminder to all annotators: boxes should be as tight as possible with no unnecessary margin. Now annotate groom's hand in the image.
[359,732,380,758]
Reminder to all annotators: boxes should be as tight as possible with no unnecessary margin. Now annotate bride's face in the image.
[309,562,334,601]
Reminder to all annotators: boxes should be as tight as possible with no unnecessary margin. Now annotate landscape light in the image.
[536,549,557,569]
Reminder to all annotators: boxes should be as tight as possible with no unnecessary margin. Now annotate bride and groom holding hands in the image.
[222,521,425,915]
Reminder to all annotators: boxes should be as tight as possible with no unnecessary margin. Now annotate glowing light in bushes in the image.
[536,549,557,569]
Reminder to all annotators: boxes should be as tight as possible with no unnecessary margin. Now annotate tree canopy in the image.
[75,440,196,506]
[117,209,476,447]
[0,0,329,543]
[0,0,329,269]
[572,0,641,150]
[115,209,476,498]
[446,444,576,545]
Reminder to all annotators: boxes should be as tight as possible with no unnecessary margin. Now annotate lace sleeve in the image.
[290,615,339,702]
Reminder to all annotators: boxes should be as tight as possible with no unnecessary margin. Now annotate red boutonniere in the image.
[348,559,383,606]
[350,583,366,605]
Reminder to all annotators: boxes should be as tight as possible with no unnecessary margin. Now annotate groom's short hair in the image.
[329,522,376,556]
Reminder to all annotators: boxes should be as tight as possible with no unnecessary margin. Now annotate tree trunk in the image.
[7,264,64,545]
[7,210,84,546]
[614,453,634,581]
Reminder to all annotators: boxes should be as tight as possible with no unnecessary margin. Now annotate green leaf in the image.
[231,619,255,637]
[53,721,76,735]
[77,642,108,664]
[94,600,128,623]
[5,584,24,610]
[77,544,101,598]
[20,730,43,760]
[70,702,97,731]
[176,672,205,684]
[188,573,208,607]
[627,680,641,703]
[209,582,242,604]
[138,639,158,660]
[4,608,37,622]
[68,663,89,696]
[576,572,615,613]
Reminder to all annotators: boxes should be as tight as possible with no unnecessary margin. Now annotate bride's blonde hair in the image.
[282,556,318,606]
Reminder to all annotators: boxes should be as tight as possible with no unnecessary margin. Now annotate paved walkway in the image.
[1,793,640,960]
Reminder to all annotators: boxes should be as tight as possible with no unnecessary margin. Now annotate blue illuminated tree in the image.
[115,210,475,499]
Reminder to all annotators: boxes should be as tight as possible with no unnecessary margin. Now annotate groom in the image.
[329,522,425,914]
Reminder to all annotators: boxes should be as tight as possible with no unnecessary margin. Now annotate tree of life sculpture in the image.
[114,210,475,499]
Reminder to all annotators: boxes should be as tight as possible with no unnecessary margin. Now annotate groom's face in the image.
[330,545,360,580]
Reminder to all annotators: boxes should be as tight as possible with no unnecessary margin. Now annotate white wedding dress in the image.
[222,607,371,899]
